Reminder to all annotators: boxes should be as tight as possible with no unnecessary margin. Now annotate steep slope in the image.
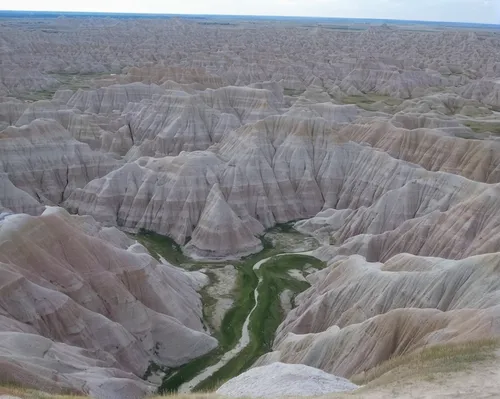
[338,121,500,183]
[184,184,263,259]
[256,253,500,378]
[67,110,500,258]
[0,119,119,208]
[0,207,217,398]
[306,184,500,262]
[14,100,108,149]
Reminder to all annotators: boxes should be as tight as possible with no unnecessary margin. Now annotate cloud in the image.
[8,0,500,24]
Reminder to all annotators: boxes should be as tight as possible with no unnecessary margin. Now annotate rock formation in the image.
[216,363,358,397]
[0,207,217,398]
[0,119,119,207]
[256,253,500,379]
[2,14,500,398]
[184,184,263,259]
[66,110,500,258]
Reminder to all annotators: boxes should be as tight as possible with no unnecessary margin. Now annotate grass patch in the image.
[284,88,305,97]
[136,230,191,266]
[133,226,323,394]
[15,89,58,102]
[0,383,85,399]
[14,72,112,102]
[351,339,499,388]
[193,254,324,392]
[462,120,500,135]
[199,269,219,331]
[158,243,276,393]
[159,248,324,393]
[158,263,259,393]
[342,94,402,110]
[272,221,297,234]
[50,72,111,90]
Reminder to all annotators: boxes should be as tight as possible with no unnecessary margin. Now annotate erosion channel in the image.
[137,226,324,394]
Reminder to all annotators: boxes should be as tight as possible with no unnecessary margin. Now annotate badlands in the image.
[1,12,500,399]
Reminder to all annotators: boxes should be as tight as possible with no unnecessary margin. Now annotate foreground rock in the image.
[0,207,217,398]
[216,362,358,398]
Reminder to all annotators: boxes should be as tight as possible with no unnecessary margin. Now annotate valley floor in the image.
[138,228,323,393]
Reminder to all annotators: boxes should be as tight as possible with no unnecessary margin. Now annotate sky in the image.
[6,0,500,24]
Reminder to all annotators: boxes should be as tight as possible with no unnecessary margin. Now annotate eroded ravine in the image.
[177,251,316,393]
[138,228,323,394]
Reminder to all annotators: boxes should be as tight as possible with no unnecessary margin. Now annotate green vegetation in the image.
[352,339,499,388]
[158,262,259,393]
[198,269,219,332]
[16,90,57,102]
[15,72,112,102]
[272,221,298,234]
[131,226,323,393]
[158,242,274,393]
[194,254,323,392]
[144,227,324,394]
[136,230,191,266]
[51,72,111,90]
[283,88,305,97]
[462,120,500,135]
[342,94,403,110]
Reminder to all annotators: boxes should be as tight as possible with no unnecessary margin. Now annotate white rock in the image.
[216,362,358,398]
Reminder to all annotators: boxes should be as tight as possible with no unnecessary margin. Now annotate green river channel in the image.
[136,225,325,394]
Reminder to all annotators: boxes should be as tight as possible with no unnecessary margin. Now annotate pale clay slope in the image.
[0,207,216,398]
[256,253,500,378]
[216,363,358,398]
[66,111,500,258]
[0,119,119,211]
[2,17,500,399]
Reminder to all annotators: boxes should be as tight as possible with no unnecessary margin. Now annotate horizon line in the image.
[0,9,499,27]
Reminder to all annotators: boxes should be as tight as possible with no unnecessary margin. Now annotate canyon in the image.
[1,13,500,399]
